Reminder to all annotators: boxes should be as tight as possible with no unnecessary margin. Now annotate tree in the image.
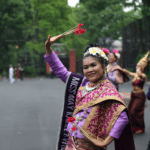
[0,0,89,76]
[0,0,33,72]
[73,0,141,44]
[27,0,89,59]
[124,0,150,17]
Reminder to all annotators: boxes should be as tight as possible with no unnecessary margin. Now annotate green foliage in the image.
[24,66,36,77]
[1,0,149,76]
[74,1,141,43]
[27,0,89,60]
[0,0,33,72]
[124,0,150,17]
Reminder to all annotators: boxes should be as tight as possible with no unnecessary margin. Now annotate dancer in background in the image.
[44,34,135,150]
[122,51,150,134]
[9,64,15,83]
[107,49,129,91]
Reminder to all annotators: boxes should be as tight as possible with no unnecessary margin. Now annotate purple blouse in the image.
[44,52,129,139]
[107,63,119,91]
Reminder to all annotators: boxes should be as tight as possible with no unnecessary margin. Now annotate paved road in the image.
[0,78,150,150]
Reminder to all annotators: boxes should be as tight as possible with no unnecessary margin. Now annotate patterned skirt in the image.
[128,91,146,132]
[65,136,106,150]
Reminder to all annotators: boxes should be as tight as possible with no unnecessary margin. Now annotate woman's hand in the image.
[92,136,114,148]
[45,34,64,55]
[92,138,104,147]
[45,35,53,55]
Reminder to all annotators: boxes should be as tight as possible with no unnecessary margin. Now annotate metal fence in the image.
[122,17,150,74]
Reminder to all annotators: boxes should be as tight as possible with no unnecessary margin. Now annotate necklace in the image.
[82,80,103,96]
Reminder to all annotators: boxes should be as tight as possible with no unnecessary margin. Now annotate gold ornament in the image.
[138,51,150,70]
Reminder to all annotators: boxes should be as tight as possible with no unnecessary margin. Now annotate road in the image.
[0,78,150,150]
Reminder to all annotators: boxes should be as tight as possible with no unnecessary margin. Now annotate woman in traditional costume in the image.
[44,24,135,150]
[107,49,129,91]
[122,51,150,134]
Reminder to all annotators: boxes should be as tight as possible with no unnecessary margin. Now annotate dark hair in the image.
[83,43,108,67]
[111,52,117,61]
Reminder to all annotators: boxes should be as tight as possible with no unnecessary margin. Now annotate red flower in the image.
[75,27,86,35]
[72,127,76,131]
[67,117,76,123]
[78,23,84,27]
[79,29,86,34]
[102,48,110,54]
[75,28,80,35]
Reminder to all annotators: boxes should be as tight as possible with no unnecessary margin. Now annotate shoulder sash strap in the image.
[57,72,84,150]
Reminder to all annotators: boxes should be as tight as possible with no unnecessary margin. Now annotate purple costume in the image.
[44,52,129,139]
[107,62,119,91]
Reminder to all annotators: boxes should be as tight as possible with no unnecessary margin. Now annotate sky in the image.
[68,0,79,7]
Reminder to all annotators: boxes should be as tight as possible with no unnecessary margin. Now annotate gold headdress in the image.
[138,51,150,69]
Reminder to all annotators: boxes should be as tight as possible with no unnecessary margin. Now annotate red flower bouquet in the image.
[50,23,86,44]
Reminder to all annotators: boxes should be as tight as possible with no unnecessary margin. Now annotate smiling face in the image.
[83,56,104,83]
[109,53,116,64]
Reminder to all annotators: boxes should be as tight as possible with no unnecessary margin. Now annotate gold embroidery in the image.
[73,80,126,144]
[132,89,144,93]
[81,102,126,142]
[73,80,127,143]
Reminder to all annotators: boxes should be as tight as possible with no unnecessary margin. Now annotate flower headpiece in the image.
[138,51,150,70]
[84,47,109,61]
[102,48,110,56]
[49,23,86,44]
[113,49,120,59]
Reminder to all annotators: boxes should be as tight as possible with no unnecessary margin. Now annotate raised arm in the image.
[122,68,135,78]
[44,35,69,83]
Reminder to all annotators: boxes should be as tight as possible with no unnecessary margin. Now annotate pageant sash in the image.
[57,72,84,150]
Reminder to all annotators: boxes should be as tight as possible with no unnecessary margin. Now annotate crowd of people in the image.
[8,63,24,84]
[44,34,150,150]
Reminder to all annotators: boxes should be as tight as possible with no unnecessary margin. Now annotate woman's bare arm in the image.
[44,35,69,83]
[122,68,135,78]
